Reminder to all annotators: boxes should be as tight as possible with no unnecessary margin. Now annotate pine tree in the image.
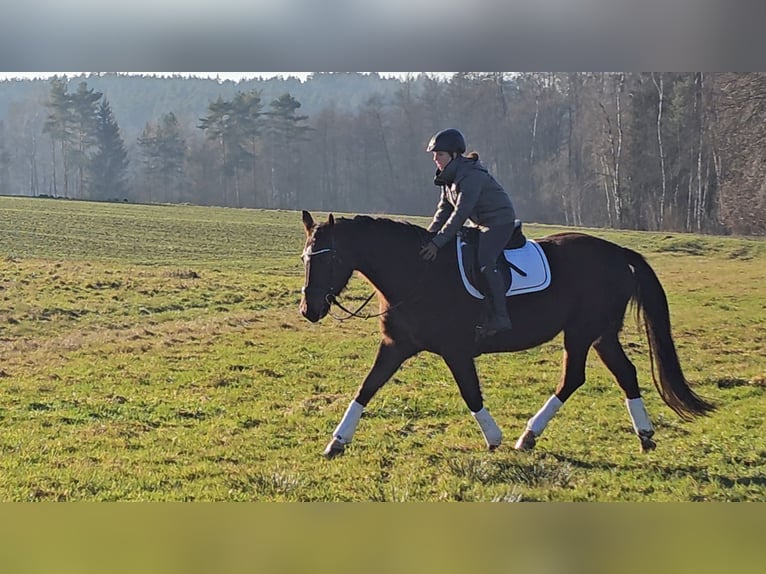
[264,93,312,207]
[138,112,186,203]
[198,96,236,205]
[70,81,103,198]
[43,76,75,198]
[198,92,264,207]
[232,90,264,207]
[89,99,129,201]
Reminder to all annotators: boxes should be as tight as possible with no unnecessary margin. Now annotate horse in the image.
[299,210,714,458]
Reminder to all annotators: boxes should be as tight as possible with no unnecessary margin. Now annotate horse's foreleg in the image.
[443,352,502,450]
[594,335,656,452]
[515,339,588,451]
[324,339,417,459]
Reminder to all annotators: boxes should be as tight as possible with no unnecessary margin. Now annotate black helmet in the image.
[426,129,466,155]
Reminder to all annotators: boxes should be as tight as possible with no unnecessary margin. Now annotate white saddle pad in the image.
[457,238,552,299]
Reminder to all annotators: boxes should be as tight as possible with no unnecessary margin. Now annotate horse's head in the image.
[300,210,355,323]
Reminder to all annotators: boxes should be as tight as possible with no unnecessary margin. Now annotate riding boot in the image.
[480,266,513,335]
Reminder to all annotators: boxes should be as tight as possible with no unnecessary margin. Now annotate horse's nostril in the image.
[299,299,324,323]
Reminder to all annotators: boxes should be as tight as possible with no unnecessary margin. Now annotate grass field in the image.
[0,196,764,501]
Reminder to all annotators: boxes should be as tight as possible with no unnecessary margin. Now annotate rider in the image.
[419,128,516,335]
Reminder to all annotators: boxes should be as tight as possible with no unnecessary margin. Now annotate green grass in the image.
[0,196,764,501]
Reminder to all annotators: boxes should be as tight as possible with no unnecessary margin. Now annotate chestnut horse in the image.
[299,211,713,458]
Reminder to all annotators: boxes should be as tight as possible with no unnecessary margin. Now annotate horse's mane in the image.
[336,215,432,245]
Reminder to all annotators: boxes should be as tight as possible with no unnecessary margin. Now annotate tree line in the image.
[0,72,763,235]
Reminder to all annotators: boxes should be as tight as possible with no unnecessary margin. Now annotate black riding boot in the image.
[480,266,513,335]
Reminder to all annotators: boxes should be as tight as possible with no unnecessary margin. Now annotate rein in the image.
[327,291,378,321]
[328,258,433,321]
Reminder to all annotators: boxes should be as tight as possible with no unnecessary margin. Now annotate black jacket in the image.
[427,155,516,248]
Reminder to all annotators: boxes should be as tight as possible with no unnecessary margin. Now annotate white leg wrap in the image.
[527,395,563,436]
[471,407,503,447]
[626,397,653,435]
[333,401,364,444]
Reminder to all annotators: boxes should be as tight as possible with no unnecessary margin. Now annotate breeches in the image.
[477,223,515,270]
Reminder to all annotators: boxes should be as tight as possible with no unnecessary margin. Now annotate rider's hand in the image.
[419,241,439,262]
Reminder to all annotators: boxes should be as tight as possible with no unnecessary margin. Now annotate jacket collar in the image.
[433,156,460,186]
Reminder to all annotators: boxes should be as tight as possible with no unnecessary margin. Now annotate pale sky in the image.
[0,72,440,82]
[0,72,306,81]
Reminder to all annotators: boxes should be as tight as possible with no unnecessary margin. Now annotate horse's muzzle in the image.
[300,296,330,323]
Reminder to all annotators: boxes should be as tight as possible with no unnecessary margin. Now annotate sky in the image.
[0,2,756,71]
[0,73,438,82]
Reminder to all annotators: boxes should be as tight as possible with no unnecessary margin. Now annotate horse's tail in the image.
[624,248,715,420]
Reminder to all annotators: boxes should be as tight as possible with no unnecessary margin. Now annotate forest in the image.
[0,72,764,235]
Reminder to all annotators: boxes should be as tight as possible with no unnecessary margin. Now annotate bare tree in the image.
[713,73,766,235]
[596,73,625,227]
[652,73,668,228]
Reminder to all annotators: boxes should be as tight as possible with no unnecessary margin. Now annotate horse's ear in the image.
[328,214,335,227]
[302,210,314,235]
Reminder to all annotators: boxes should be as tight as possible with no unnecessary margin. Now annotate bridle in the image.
[301,234,376,321]
[301,244,340,300]
[301,229,430,322]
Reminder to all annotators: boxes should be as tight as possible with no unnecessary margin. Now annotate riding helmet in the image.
[426,128,466,155]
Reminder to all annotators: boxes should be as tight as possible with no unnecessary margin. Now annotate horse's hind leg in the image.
[593,333,656,452]
[515,334,589,451]
[324,339,418,459]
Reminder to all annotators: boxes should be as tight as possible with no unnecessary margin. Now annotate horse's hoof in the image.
[488,443,500,452]
[639,432,656,453]
[514,430,536,451]
[323,438,346,459]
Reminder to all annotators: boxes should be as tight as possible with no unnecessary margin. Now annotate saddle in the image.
[457,221,551,298]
